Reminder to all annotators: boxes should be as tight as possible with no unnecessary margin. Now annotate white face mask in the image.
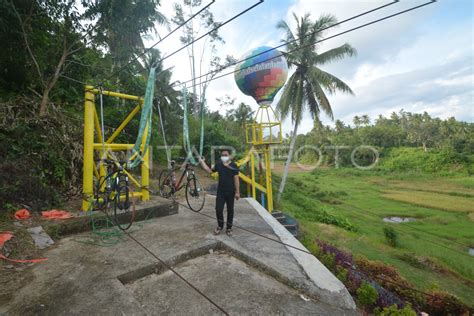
[221,156,230,163]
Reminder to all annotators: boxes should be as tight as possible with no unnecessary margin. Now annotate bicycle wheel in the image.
[159,171,174,199]
[93,176,108,211]
[158,169,168,188]
[113,181,135,231]
[185,174,205,212]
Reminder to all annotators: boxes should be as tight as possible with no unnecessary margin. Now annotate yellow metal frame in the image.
[240,104,281,213]
[82,85,150,211]
[245,105,282,146]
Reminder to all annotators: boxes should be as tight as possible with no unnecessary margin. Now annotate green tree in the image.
[353,115,362,128]
[172,0,225,117]
[86,0,166,72]
[276,13,356,201]
[226,102,254,128]
[6,0,92,116]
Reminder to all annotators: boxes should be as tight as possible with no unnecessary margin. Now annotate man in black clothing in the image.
[198,149,240,236]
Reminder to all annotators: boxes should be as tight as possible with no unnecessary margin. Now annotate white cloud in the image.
[143,0,473,137]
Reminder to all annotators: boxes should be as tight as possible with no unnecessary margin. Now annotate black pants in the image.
[215,190,235,229]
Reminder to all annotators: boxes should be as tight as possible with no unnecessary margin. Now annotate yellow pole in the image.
[106,103,141,144]
[89,88,143,101]
[264,146,273,213]
[250,150,256,199]
[82,86,95,211]
[141,148,150,201]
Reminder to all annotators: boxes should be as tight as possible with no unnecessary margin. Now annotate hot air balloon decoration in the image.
[234,46,288,145]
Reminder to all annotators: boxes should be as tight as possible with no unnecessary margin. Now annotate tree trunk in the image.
[39,44,68,117]
[277,122,299,203]
[39,86,52,117]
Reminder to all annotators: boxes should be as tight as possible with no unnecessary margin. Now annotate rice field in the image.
[274,165,474,306]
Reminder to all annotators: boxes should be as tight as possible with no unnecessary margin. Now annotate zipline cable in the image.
[175,0,400,88]
[108,0,216,82]
[59,0,216,89]
[62,0,394,90]
[165,196,463,303]
[182,0,437,91]
[61,0,404,92]
[123,231,229,315]
[77,199,228,314]
[80,0,261,93]
[158,0,263,65]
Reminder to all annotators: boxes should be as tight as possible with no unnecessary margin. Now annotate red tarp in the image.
[0,231,13,248]
[0,231,47,263]
[41,210,73,219]
[14,209,30,220]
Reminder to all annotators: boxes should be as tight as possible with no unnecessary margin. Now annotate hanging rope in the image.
[156,99,172,169]
[199,92,206,157]
[128,66,156,169]
[182,87,197,164]
[99,86,105,150]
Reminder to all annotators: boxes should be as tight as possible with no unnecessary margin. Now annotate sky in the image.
[145,0,473,135]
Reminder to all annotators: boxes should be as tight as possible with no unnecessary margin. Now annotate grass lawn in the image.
[273,164,474,306]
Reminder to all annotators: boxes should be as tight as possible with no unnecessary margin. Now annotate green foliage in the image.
[320,252,336,269]
[423,290,472,315]
[286,110,474,173]
[281,176,356,231]
[379,147,469,173]
[336,267,348,282]
[383,227,399,247]
[0,98,82,211]
[374,304,416,316]
[357,282,378,308]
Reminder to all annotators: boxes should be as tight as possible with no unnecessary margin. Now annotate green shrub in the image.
[357,282,378,308]
[378,147,469,173]
[374,304,416,316]
[320,252,336,269]
[423,290,472,315]
[0,98,82,211]
[383,227,399,247]
[336,267,348,282]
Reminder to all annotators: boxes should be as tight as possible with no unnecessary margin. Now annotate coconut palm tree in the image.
[226,102,254,128]
[276,13,356,202]
[87,0,166,70]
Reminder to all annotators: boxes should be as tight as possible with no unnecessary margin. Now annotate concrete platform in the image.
[41,196,178,237]
[1,196,357,315]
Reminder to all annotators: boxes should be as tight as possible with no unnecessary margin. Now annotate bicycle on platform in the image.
[158,158,205,212]
[93,159,136,230]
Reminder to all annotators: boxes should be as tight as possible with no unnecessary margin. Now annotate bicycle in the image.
[159,158,206,212]
[93,159,136,230]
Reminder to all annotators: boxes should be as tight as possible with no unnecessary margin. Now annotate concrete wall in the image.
[245,198,356,310]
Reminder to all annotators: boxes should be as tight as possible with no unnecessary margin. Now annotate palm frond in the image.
[292,74,305,124]
[312,14,337,37]
[309,67,354,95]
[312,81,334,120]
[276,72,298,121]
[315,44,357,65]
[304,80,320,119]
[276,20,296,44]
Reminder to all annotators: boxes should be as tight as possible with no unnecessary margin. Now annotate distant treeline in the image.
[287,110,474,173]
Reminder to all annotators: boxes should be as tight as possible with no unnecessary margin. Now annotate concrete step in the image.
[271,211,299,238]
[272,211,284,217]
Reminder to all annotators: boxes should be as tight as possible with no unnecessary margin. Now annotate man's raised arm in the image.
[198,157,213,174]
